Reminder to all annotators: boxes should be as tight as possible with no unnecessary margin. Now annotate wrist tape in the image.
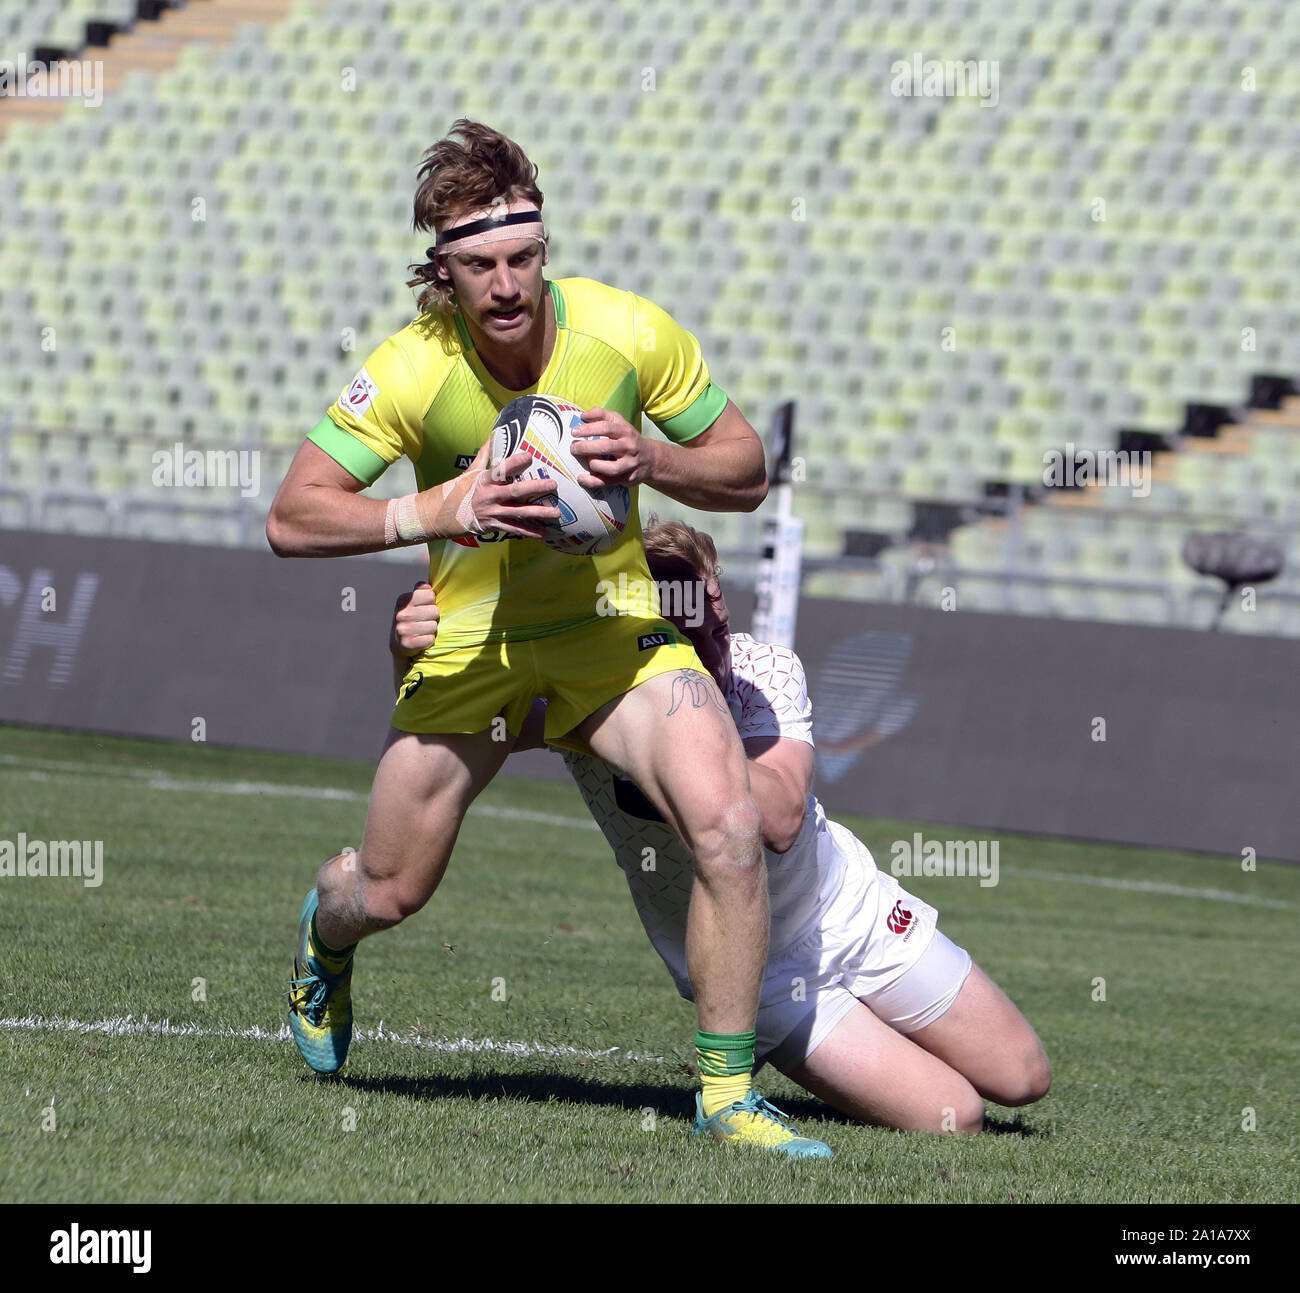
[384,461,508,545]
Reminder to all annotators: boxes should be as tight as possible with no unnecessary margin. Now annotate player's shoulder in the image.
[554,275,632,308]
[354,312,464,397]
[555,277,681,340]
[554,276,636,337]
[729,632,808,687]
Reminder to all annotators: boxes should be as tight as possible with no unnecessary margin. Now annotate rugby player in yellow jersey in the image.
[266,120,832,1157]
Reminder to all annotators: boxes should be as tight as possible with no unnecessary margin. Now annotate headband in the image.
[429,208,546,257]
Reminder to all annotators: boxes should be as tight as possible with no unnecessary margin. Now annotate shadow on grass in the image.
[980,1112,1048,1137]
[311,1069,1049,1136]
[323,1069,700,1122]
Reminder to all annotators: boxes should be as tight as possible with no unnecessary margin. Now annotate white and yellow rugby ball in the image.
[489,395,631,556]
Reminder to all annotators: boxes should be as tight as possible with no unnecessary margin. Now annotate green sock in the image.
[308,912,356,974]
[697,1030,755,1117]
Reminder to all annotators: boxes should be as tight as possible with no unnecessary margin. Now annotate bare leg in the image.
[574,667,767,1035]
[779,964,1050,1132]
[313,725,512,949]
[779,1002,987,1134]
[907,963,1052,1107]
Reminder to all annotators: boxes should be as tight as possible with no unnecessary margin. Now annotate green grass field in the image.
[0,723,1296,1204]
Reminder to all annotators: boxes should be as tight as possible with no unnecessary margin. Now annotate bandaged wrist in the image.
[389,471,490,544]
[394,493,426,542]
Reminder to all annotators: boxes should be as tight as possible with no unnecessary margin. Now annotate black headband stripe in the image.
[432,209,544,253]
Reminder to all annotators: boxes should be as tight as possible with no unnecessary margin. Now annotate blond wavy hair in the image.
[406,119,545,315]
[642,516,721,582]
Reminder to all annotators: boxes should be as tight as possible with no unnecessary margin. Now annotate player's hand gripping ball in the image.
[489,395,631,555]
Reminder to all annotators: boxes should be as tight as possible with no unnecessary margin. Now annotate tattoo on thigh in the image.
[665,669,729,717]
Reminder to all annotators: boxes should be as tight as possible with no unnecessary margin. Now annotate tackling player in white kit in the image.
[390,520,1051,1134]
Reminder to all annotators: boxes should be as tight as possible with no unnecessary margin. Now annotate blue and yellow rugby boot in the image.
[285,889,354,1074]
[694,1090,833,1158]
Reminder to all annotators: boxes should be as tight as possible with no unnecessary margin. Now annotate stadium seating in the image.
[3,0,136,59]
[4,0,1300,624]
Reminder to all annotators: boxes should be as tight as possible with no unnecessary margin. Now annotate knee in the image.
[316,845,432,933]
[1020,1051,1053,1104]
[691,795,763,873]
[996,1048,1052,1107]
[942,1092,986,1136]
[358,876,427,929]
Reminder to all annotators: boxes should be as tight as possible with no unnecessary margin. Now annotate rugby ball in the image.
[489,395,631,556]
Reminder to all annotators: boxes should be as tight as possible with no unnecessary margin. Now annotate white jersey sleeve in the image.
[725,633,814,748]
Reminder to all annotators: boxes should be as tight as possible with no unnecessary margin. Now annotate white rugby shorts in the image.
[755,821,973,1071]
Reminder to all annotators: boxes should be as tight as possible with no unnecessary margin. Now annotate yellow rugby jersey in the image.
[309,277,728,649]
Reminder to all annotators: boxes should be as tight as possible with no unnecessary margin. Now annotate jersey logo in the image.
[454,453,475,470]
[637,632,673,651]
[886,900,914,937]
[613,773,665,823]
[343,366,379,416]
[400,671,424,700]
[451,529,509,547]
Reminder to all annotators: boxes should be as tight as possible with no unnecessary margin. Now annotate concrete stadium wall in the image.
[2,529,1297,861]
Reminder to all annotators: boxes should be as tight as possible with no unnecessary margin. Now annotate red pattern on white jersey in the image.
[724,632,814,746]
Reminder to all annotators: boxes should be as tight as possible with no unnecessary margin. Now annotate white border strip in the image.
[998,865,1291,910]
[0,1013,669,1064]
[0,753,600,832]
[3,753,1290,906]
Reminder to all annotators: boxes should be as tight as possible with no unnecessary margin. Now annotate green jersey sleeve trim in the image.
[307,415,390,486]
[452,309,473,352]
[547,279,566,327]
[655,381,728,443]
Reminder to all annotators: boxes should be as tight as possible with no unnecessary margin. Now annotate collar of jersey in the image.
[456,279,568,401]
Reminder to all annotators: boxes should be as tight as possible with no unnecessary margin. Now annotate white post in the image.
[752,402,803,648]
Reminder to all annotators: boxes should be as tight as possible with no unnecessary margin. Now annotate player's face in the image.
[671,571,731,688]
[442,236,547,344]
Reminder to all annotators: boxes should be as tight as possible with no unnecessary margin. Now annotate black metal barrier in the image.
[2,530,1297,861]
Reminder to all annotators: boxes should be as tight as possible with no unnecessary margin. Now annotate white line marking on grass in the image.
[0,753,600,832]
[0,1014,669,1064]
[470,806,600,832]
[0,753,161,781]
[148,776,363,801]
[1000,865,1291,910]
[6,753,1291,900]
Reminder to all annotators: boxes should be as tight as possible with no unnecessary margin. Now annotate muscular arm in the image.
[266,439,561,558]
[266,440,392,557]
[742,735,814,854]
[573,399,768,514]
[647,401,768,513]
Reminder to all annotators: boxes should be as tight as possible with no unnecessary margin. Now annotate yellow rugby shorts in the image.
[391,614,708,753]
